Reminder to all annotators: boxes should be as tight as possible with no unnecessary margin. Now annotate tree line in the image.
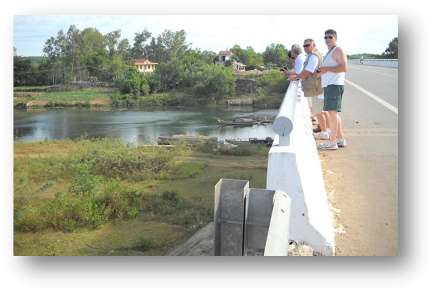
[347,37,398,60]
[13,25,397,100]
[13,25,292,99]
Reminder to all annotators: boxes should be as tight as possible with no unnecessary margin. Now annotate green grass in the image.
[14,86,51,91]
[38,87,117,102]
[13,137,269,256]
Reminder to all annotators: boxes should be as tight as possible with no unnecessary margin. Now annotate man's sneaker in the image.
[314,131,329,140]
[336,138,347,147]
[319,140,338,150]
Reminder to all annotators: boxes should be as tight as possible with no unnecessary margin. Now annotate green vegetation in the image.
[13,87,117,108]
[14,69,288,108]
[13,137,269,256]
[14,24,397,108]
[13,86,51,91]
[13,24,296,106]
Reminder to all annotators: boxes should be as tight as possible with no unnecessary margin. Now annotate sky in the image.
[13,15,398,57]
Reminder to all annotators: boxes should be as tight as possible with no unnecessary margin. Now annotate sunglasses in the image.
[291,57,296,60]
[324,36,334,40]
[303,44,311,48]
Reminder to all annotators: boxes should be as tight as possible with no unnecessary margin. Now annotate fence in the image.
[348,59,398,68]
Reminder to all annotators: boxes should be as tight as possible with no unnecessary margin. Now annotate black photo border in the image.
[4,4,431,288]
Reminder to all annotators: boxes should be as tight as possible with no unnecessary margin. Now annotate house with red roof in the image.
[133,59,158,74]
[217,51,233,62]
[215,50,245,71]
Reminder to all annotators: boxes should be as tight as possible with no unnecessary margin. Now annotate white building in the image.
[133,59,158,74]
[215,51,246,71]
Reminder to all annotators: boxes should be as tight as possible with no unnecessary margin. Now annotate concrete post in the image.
[264,190,292,256]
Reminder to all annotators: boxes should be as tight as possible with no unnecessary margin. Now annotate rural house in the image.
[215,50,246,71]
[133,59,158,74]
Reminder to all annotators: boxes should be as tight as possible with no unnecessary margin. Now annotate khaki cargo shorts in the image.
[311,93,325,114]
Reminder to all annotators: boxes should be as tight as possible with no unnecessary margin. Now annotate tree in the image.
[262,43,289,68]
[113,66,149,97]
[230,45,263,69]
[117,38,131,61]
[86,49,110,80]
[43,36,61,64]
[104,30,121,59]
[186,48,217,65]
[62,25,80,79]
[77,28,105,61]
[383,37,398,59]
[146,29,191,63]
[132,29,152,58]
[14,56,34,86]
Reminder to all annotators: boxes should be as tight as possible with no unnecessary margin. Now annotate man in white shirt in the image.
[288,39,330,140]
[283,44,306,77]
[283,44,318,126]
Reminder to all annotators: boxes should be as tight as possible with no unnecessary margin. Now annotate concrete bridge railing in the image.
[266,81,335,256]
[348,59,398,68]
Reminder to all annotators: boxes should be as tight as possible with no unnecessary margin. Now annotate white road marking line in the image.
[345,79,398,114]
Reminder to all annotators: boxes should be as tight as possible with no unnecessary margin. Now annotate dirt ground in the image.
[319,150,347,256]
[283,149,349,256]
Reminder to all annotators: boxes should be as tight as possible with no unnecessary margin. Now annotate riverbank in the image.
[13,86,117,108]
[13,71,287,109]
[13,137,269,256]
[13,86,283,109]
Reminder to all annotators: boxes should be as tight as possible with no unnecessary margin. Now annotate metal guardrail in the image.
[214,179,291,256]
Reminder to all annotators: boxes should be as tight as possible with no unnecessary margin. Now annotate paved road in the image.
[319,64,398,256]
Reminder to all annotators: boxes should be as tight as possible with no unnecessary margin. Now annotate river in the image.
[13,106,279,144]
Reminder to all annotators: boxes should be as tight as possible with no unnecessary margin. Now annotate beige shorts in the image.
[310,93,326,114]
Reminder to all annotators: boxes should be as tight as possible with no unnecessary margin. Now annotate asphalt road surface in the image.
[318,64,398,256]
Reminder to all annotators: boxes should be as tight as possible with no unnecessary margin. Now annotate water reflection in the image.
[13,107,279,144]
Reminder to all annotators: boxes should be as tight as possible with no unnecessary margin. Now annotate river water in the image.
[13,106,279,144]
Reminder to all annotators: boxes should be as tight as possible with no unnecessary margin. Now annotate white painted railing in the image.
[273,81,298,146]
[348,59,398,68]
[266,82,335,256]
[213,81,336,256]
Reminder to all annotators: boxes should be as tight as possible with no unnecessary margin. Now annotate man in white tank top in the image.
[317,29,347,150]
